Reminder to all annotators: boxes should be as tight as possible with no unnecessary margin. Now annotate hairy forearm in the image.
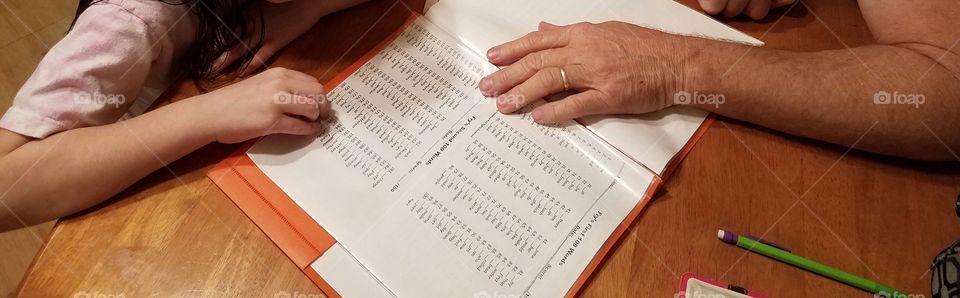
[684,39,960,160]
[0,98,213,231]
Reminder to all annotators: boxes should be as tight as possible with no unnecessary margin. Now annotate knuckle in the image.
[265,79,286,92]
[521,32,546,50]
[525,31,544,45]
[570,22,591,33]
[267,67,288,77]
[490,71,507,88]
[537,69,558,87]
[266,94,285,108]
[302,97,319,109]
[570,97,590,112]
[747,6,770,20]
[308,82,324,94]
[521,54,544,71]
[591,61,613,78]
[722,8,741,18]
[550,103,567,119]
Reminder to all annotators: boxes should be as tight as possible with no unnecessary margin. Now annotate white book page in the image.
[425,0,762,175]
[248,18,655,297]
[311,243,393,297]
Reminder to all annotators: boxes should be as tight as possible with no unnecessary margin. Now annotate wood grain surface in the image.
[18,0,960,297]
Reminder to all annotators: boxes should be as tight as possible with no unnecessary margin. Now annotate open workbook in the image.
[208,0,761,297]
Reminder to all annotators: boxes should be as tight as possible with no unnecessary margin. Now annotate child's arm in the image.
[0,68,328,232]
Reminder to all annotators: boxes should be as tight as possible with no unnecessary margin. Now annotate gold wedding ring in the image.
[560,67,570,91]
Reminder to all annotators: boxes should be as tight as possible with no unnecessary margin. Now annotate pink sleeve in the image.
[0,3,159,139]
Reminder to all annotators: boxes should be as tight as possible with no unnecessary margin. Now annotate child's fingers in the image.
[772,0,796,8]
[745,0,772,20]
[258,67,319,83]
[284,79,325,98]
[268,117,323,136]
[722,0,750,17]
[212,46,247,74]
[279,68,320,83]
[276,94,327,121]
[240,45,280,76]
[698,0,728,15]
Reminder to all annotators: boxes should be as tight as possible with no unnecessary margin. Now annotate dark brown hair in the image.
[73,0,264,84]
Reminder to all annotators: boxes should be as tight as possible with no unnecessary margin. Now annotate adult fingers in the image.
[530,89,611,124]
[480,48,573,96]
[486,27,571,65]
[538,21,562,31]
[497,65,587,114]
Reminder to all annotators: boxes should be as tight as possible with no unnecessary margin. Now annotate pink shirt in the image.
[0,0,197,138]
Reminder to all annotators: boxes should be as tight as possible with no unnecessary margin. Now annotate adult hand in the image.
[698,0,796,20]
[479,21,704,124]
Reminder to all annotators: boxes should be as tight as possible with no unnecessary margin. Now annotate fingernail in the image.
[486,47,500,61]
[479,77,492,94]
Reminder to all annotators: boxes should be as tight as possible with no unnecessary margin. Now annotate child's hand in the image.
[698,0,795,20]
[195,67,330,144]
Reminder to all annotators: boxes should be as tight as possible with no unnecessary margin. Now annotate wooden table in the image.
[18,0,960,297]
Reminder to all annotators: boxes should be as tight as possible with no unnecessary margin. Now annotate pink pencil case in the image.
[678,272,769,298]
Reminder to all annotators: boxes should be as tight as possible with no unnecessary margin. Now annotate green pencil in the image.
[718,229,904,297]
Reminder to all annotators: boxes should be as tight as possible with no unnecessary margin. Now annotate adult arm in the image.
[479,0,960,160]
